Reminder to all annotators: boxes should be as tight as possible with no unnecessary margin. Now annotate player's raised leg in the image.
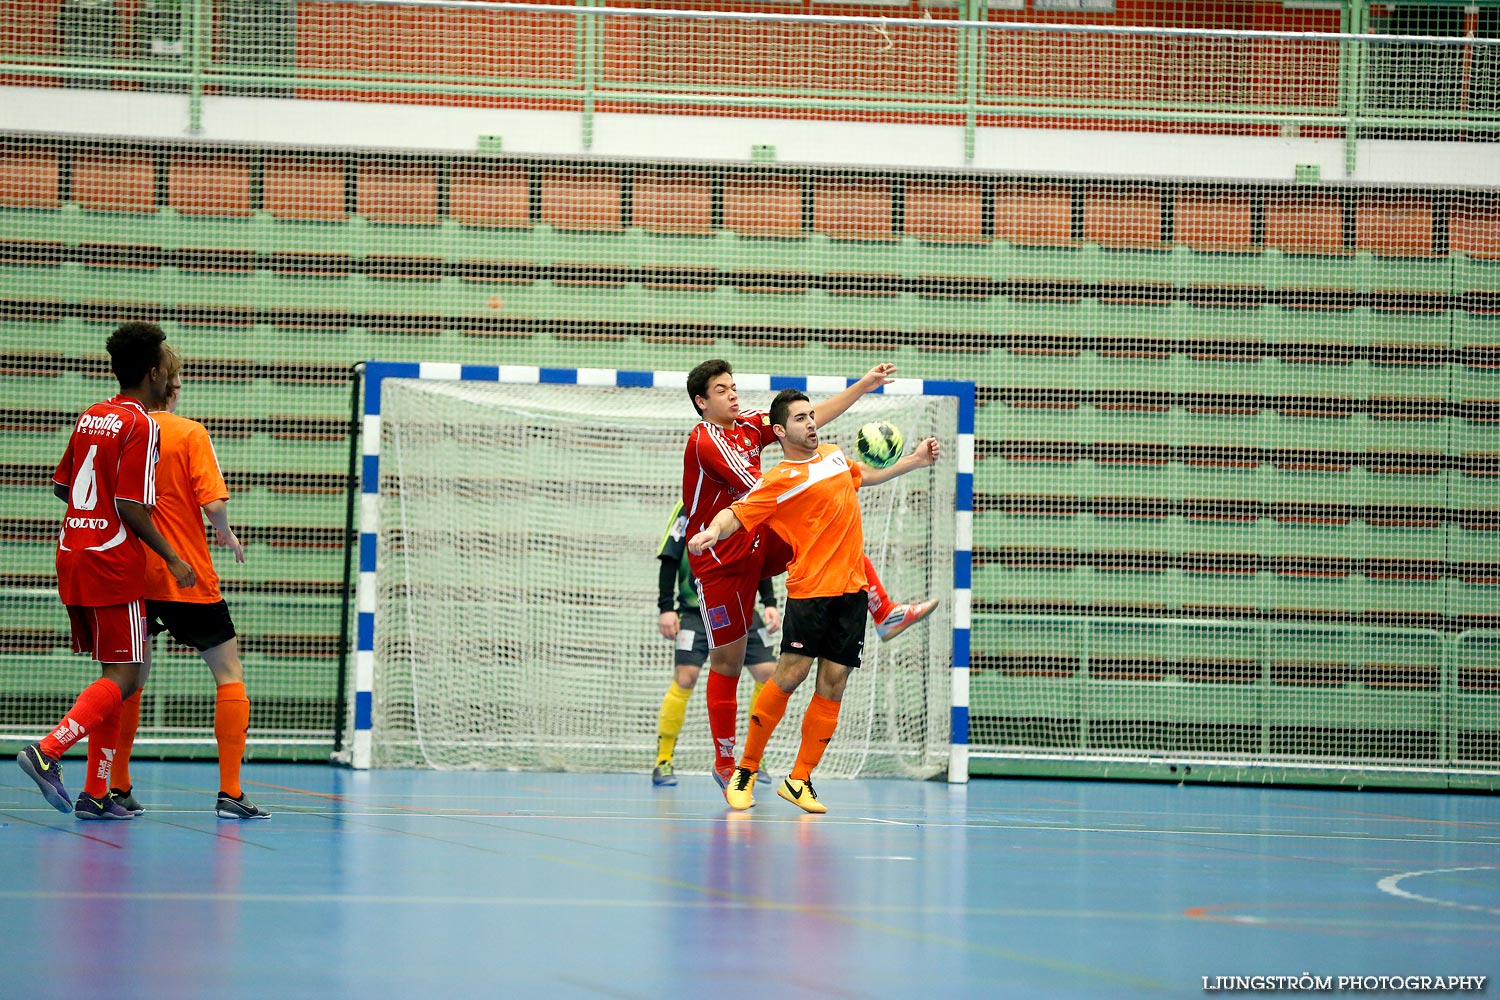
[863,556,939,642]
[20,605,144,818]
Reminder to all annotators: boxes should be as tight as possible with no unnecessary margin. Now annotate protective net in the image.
[368,378,956,776]
[0,1,1497,782]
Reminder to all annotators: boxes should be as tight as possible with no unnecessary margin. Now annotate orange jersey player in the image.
[110,368,270,820]
[690,388,941,814]
[679,359,938,789]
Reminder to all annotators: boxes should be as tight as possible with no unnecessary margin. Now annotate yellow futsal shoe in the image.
[777,777,828,814]
[724,766,757,810]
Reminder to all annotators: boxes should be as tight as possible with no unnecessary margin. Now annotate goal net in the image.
[362,373,958,778]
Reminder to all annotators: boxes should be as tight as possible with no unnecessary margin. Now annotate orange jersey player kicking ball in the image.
[681,359,939,791]
[689,388,941,814]
[110,367,270,820]
[17,322,196,820]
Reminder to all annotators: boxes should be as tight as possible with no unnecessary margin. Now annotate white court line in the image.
[1375,865,1500,916]
[222,809,1500,846]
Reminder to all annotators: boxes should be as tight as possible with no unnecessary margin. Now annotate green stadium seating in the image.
[2,137,1497,774]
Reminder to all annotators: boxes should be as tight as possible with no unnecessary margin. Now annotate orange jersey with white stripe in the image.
[142,411,229,603]
[729,443,866,599]
[53,395,159,607]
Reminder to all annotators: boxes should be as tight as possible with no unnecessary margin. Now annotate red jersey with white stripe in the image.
[682,410,778,576]
[53,394,159,607]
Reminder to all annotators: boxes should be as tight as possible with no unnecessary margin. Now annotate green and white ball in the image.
[854,421,904,469]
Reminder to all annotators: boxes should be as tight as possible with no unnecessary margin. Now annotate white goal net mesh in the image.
[369,378,956,777]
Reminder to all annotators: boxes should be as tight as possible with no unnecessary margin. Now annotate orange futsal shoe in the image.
[875,599,939,642]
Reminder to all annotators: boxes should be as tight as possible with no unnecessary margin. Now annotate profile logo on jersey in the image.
[707,605,731,630]
[76,413,124,436]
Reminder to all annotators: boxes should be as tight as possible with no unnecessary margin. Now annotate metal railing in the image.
[4,0,1499,166]
[975,615,1500,774]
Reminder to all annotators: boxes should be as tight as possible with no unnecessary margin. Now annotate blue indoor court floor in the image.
[2,762,1497,999]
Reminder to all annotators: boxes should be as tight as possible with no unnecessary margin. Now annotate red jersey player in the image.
[16,322,196,820]
[681,359,938,786]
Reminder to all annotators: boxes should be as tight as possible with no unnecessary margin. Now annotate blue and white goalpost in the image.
[346,361,974,781]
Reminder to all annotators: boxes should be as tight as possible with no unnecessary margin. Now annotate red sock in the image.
[705,670,741,777]
[112,690,142,791]
[83,707,122,799]
[39,678,124,759]
[863,555,893,622]
[791,694,842,781]
[738,682,790,774]
[215,682,250,799]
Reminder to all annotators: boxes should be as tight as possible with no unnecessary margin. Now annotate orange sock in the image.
[738,682,790,774]
[790,693,842,782]
[215,682,249,798]
[40,677,124,758]
[112,690,142,791]
[863,555,892,622]
[83,706,121,799]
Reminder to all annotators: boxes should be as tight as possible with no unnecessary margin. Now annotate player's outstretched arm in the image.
[859,436,941,487]
[688,508,745,555]
[812,362,897,427]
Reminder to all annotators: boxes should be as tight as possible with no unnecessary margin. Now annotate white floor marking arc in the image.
[1375,866,1500,916]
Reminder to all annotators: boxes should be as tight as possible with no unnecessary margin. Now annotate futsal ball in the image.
[854,421,903,469]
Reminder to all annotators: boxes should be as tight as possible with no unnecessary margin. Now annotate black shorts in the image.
[780,592,867,670]
[676,606,775,669]
[145,599,238,653]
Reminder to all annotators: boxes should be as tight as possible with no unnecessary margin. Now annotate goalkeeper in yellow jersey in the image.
[652,500,779,787]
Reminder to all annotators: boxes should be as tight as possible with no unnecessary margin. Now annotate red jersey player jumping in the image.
[682,359,938,788]
[17,322,196,820]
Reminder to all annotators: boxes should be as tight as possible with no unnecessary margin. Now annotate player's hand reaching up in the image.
[855,362,897,393]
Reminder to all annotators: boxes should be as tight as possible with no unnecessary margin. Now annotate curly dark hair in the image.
[106,321,167,390]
